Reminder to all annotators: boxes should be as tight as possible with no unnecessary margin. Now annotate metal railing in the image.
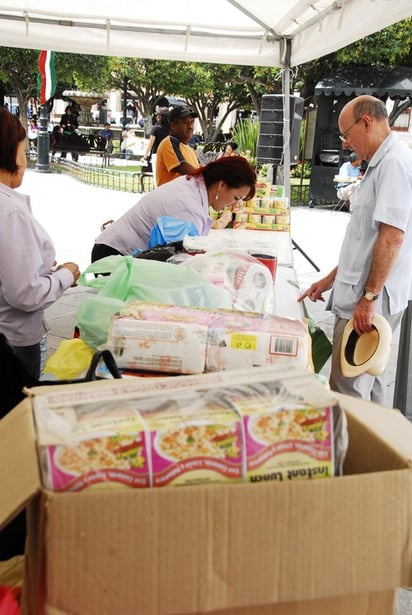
[290,183,309,206]
[27,154,153,193]
[59,160,142,192]
[27,153,307,203]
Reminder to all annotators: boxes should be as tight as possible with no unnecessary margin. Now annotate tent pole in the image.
[282,68,290,200]
[282,39,319,272]
[281,38,291,201]
[393,301,412,417]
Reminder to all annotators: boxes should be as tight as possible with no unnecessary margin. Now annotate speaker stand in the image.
[292,239,320,272]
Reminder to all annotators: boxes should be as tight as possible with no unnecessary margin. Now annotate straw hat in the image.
[341,314,392,377]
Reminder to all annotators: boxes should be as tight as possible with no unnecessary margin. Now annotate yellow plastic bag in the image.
[44,338,94,379]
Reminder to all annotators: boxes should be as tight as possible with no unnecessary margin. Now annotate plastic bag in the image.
[307,320,333,374]
[77,256,231,349]
[147,215,199,249]
[44,338,95,379]
[76,295,126,350]
[287,280,332,373]
[169,251,273,313]
[78,256,230,307]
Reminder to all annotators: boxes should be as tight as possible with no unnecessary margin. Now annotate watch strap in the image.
[363,288,379,301]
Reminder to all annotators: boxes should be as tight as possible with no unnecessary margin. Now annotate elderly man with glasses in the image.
[298,94,412,406]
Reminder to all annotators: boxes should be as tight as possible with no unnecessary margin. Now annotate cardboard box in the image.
[1,366,412,614]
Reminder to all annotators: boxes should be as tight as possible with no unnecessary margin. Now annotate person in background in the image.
[156,105,200,186]
[298,95,412,405]
[218,141,239,158]
[336,151,362,193]
[99,122,114,154]
[120,128,142,159]
[339,151,362,178]
[0,108,80,379]
[142,108,169,186]
[91,156,256,261]
[60,105,79,161]
[120,126,129,149]
[27,117,40,150]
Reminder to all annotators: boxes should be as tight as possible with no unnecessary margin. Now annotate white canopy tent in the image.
[0,1,410,68]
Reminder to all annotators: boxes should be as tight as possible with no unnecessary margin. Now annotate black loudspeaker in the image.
[257,95,304,165]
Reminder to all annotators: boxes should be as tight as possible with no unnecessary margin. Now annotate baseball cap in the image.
[340,314,392,377]
[169,105,198,122]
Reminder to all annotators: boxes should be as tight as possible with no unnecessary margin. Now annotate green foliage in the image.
[55,53,110,92]
[290,160,311,179]
[297,18,412,102]
[336,18,412,66]
[0,47,110,136]
[232,119,259,166]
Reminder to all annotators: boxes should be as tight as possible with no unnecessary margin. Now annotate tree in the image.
[0,47,109,141]
[107,57,233,139]
[106,57,283,141]
[296,18,412,123]
[0,48,39,135]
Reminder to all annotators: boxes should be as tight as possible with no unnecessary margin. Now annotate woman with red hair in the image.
[92,155,256,262]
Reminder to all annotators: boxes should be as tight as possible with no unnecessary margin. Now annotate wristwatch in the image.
[363,288,379,301]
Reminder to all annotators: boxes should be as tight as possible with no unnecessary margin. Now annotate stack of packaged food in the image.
[232,181,290,231]
[33,367,348,492]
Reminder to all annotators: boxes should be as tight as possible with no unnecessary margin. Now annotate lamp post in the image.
[36,103,51,173]
[122,76,129,129]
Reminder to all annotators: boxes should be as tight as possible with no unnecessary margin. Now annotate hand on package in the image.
[212,209,233,229]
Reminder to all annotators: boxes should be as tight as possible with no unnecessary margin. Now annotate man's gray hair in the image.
[353,96,388,121]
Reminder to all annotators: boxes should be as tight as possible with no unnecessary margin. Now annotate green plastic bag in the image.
[76,295,126,351]
[77,255,232,350]
[303,304,333,374]
[288,279,332,374]
[78,255,231,308]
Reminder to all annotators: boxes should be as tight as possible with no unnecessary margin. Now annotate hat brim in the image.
[170,110,198,121]
[340,314,392,378]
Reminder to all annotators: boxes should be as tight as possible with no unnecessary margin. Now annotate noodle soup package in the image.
[32,365,348,491]
[34,398,151,491]
[219,382,341,482]
[138,391,244,487]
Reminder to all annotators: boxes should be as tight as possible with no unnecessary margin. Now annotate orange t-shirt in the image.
[156,136,200,186]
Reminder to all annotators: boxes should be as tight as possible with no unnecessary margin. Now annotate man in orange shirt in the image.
[156,105,200,186]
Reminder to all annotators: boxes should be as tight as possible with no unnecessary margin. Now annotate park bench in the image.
[51,132,107,161]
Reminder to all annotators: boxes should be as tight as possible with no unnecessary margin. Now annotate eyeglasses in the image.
[339,117,362,143]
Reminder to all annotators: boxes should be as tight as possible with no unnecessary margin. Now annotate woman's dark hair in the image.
[0,108,26,174]
[189,156,257,200]
[157,108,169,127]
[223,141,238,151]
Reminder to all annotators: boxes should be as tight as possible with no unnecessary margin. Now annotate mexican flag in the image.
[38,50,57,104]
